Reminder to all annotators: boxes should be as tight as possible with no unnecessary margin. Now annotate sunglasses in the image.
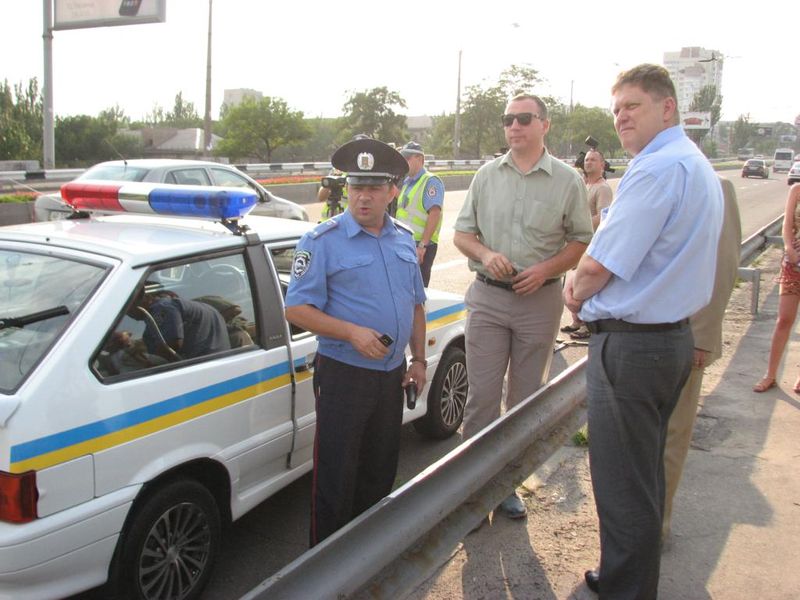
[501,112,541,127]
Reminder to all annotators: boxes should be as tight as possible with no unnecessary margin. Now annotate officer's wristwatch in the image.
[416,241,430,249]
[410,357,428,368]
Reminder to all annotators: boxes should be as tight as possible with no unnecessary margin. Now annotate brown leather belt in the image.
[476,272,559,291]
[585,318,690,334]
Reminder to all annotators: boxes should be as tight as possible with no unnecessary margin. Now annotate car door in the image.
[91,249,298,519]
[265,243,318,469]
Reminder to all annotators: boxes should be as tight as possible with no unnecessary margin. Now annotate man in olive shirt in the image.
[454,93,593,518]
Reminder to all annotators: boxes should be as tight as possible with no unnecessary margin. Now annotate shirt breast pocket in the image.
[393,247,420,288]
[332,254,376,291]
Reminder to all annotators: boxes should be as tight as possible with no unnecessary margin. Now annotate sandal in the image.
[560,324,581,333]
[570,326,591,340]
[753,377,777,393]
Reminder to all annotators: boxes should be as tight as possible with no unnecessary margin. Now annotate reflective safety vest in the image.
[396,171,442,244]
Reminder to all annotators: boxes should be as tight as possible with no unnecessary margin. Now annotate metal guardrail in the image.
[242,360,588,600]
[239,213,783,600]
[738,215,784,314]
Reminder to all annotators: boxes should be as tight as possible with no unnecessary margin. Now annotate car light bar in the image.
[60,181,259,220]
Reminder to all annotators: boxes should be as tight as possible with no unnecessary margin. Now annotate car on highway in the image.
[33,159,309,223]
[741,158,770,179]
[0,183,467,600]
[788,161,800,186]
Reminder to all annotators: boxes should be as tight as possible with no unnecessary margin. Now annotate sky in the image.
[1,0,797,126]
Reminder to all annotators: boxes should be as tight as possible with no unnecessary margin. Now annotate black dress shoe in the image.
[584,569,600,593]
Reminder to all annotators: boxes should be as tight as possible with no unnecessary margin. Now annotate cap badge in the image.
[357,152,375,171]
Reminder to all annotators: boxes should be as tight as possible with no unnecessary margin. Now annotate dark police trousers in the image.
[586,325,692,599]
[310,354,405,546]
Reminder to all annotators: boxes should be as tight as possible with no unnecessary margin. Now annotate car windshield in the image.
[79,164,149,182]
[0,249,107,393]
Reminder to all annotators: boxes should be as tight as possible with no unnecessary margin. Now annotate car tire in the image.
[414,346,468,439]
[111,479,221,600]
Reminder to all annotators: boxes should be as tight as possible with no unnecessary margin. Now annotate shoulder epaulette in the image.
[310,218,339,238]
[392,218,414,236]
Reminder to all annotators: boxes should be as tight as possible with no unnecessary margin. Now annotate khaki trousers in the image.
[461,278,562,439]
[662,365,705,539]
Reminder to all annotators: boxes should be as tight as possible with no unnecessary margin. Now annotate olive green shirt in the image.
[455,149,593,277]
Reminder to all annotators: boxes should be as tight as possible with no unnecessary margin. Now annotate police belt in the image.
[585,318,690,334]
[475,272,559,291]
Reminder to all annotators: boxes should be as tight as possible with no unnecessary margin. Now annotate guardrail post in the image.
[737,267,761,315]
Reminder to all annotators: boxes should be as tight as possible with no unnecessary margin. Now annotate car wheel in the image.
[414,346,468,439]
[112,479,221,600]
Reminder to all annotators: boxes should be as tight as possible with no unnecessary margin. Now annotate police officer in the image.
[285,138,428,546]
[396,141,445,286]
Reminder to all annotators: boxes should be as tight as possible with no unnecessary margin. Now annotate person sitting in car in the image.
[129,288,230,360]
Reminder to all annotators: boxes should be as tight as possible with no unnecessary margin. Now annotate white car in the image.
[0,183,467,600]
[788,161,800,186]
[33,159,309,222]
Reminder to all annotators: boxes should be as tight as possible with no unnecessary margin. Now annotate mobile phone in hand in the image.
[405,382,417,410]
[378,333,394,347]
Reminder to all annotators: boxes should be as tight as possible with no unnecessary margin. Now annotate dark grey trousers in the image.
[586,326,693,599]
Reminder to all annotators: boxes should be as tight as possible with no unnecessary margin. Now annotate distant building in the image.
[405,115,433,144]
[663,47,723,115]
[138,128,223,159]
[222,88,263,110]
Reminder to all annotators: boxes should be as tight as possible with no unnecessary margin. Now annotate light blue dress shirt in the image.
[579,126,723,324]
[285,210,426,370]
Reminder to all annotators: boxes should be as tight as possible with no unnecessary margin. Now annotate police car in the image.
[0,182,467,600]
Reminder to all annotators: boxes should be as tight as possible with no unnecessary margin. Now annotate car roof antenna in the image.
[104,138,127,166]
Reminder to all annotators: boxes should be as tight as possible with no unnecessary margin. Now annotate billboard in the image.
[681,112,711,130]
[54,0,166,31]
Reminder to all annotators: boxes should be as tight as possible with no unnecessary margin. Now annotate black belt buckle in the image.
[476,272,514,291]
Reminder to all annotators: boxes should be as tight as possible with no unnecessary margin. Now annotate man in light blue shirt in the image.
[564,64,723,598]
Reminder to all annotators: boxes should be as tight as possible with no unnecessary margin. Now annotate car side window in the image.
[94,253,258,379]
[210,168,259,193]
[166,169,212,186]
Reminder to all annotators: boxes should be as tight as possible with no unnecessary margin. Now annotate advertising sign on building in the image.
[54,0,166,31]
[681,111,711,130]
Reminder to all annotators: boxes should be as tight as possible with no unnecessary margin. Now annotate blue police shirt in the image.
[400,168,445,212]
[285,210,427,370]
[579,126,723,324]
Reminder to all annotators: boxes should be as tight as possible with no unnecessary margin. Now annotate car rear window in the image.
[79,165,149,181]
[0,250,107,393]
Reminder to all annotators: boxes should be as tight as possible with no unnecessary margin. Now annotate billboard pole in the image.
[42,0,55,169]
[203,0,213,157]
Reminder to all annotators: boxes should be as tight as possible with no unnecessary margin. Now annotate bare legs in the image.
[754,292,800,392]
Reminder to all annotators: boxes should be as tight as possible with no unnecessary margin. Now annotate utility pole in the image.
[42,0,55,169]
[203,0,213,157]
[453,49,462,160]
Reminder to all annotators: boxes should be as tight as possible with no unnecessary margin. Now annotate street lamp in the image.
[453,50,462,159]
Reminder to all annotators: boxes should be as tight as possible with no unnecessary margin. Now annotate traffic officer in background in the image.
[397,141,445,286]
[285,137,428,546]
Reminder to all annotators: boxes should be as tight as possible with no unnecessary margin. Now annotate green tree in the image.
[731,114,756,153]
[165,92,202,128]
[460,83,506,158]
[686,85,722,149]
[55,115,117,166]
[0,78,43,161]
[215,97,310,162]
[548,104,620,158]
[429,113,456,159]
[271,117,342,162]
[341,87,407,142]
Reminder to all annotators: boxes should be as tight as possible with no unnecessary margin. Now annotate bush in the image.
[0,193,35,203]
